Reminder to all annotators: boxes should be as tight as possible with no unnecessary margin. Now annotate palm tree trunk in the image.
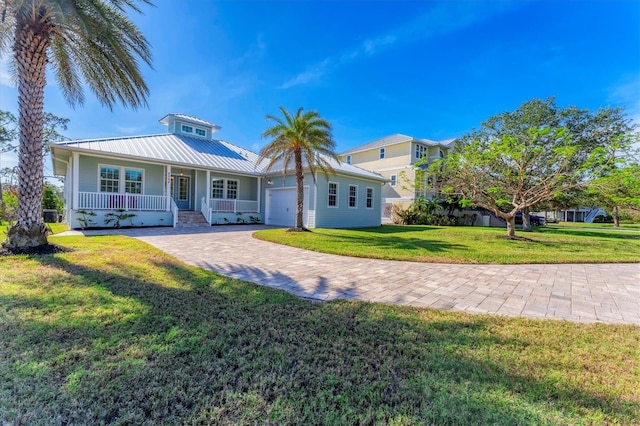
[4,10,52,248]
[294,149,305,230]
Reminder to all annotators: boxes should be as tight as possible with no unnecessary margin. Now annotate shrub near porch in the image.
[253,225,640,264]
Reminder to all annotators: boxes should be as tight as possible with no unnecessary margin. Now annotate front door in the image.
[171,175,191,210]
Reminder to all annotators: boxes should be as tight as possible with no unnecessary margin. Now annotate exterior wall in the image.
[79,155,166,195]
[345,141,412,170]
[195,170,207,211]
[209,172,258,201]
[69,209,173,229]
[210,212,263,225]
[314,174,382,228]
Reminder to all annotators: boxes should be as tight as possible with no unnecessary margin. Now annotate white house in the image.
[50,114,386,229]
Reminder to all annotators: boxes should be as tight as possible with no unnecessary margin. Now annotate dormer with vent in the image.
[158,113,221,139]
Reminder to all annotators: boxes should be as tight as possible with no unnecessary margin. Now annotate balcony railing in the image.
[78,192,167,211]
[209,198,259,213]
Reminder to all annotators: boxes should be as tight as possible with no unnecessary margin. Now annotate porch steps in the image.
[176,211,210,228]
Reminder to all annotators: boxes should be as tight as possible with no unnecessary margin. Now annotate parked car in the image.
[515,212,545,226]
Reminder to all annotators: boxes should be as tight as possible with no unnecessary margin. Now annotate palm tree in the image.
[0,0,152,249]
[259,107,340,231]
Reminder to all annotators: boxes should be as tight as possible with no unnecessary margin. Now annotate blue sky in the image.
[1,0,639,177]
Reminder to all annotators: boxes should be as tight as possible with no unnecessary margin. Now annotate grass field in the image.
[0,222,68,236]
[1,234,639,424]
[254,225,640,264]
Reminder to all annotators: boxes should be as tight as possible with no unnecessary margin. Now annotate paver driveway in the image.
[57,225,640,324]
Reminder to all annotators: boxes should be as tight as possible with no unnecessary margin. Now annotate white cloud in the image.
[280,1,516,89]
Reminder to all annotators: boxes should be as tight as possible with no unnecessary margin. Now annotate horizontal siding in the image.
[79,155,166,195]
[314,174,381,228]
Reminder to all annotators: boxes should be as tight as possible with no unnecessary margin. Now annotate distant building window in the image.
[346,155,352,164]
[379,148,385,159]
[124,169,143,194]
[99,166,120,193]
[390,174,397,187]
[366,187,373,209]
[416,145,427,159]
[439,149,445,158]
[195,128,206,137]
[181,125,193,134]
[349,185,357,208]
[328,182,338,207]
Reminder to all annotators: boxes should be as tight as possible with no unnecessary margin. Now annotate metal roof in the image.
[51,133,261,175]
[263,155,386,182]
[340,133,456,155]
[51,133,385,181]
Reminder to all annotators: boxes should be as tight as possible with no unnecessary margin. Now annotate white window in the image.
[416,144,427,159]
[227,179,238,199]
[349,185,357,208]
[390,174,397,187]
[124,169,143,194]
[366,187,373,209]
[328,182,338,207]
[195,128,206,137]
[379,148,385,159]
[99,165,144,194]
[346,155,352,164]
[211,178,238,199]
[100,166,120,193]
[211,179,224,198]
[181,124,193,134]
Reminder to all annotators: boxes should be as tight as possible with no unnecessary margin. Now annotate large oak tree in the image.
[432,98,635,238]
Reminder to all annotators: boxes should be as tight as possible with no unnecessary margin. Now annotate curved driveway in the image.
[58,225,640,325]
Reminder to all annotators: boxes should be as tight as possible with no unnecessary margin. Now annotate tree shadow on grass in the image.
[538,227,640,240]
[1,237,638,424]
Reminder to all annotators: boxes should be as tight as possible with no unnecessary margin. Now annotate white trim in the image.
[390,174,397,187]
[210,177,239,200]
[72,152,79,209]
[205,170,211,211]
[366,187,374,209]
[328,181,339,208]
[166,165,171,211]
[348,184,358,209]
[257,177,261,213]
[97,163,145,194]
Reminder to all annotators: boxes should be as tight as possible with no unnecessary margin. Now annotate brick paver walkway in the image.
[56,226,640,324]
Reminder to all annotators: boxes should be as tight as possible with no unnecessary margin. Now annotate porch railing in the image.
[171,198,178,227]
[200,197,211,225]
[78,192,167,211]
[209,199,259,213]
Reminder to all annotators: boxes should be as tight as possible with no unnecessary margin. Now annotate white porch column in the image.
[205,170,210,210]
[165,165,172,211]
[257,177,261,213]
[72,152,79,209]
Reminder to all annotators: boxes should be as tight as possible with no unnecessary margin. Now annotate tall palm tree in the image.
[259,107,340,231]
[0,0,152,249]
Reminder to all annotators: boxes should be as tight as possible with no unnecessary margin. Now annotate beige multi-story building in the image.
[340,134,455,221]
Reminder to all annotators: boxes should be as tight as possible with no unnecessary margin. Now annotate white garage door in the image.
[266,187,309,227]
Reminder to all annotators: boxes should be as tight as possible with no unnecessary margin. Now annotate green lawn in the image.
[1,235,639,424]
[254,225,640,264]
